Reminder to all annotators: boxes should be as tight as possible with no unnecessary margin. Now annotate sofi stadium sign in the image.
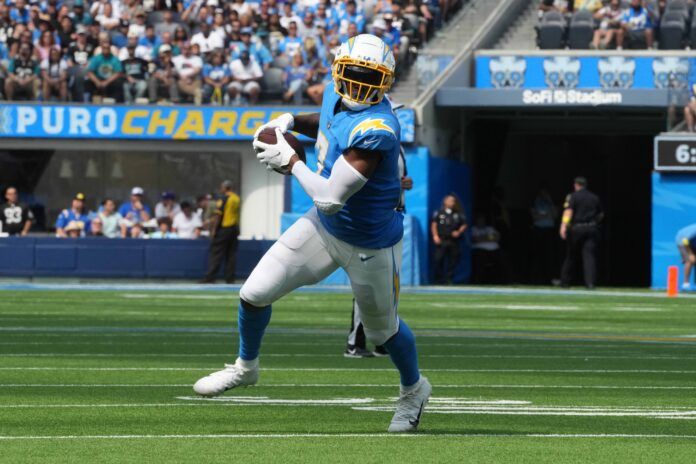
[0,104,415,143]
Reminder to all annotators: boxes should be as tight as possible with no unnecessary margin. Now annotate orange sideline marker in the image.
[667,266,679,298]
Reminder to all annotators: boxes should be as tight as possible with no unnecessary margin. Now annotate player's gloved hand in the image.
[253,128,297,172]
[253,112,294,139]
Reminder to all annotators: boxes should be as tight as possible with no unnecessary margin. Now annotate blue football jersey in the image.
[314,82,403,249]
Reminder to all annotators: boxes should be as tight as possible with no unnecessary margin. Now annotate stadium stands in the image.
[496,0,696,51]
[0,0,465,105]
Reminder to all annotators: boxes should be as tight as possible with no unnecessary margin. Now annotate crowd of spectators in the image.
[50,186,216,239]
[537,0,696,50]
[0,0,463,104]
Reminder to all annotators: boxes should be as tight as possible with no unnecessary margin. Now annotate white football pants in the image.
[240,208,402,345]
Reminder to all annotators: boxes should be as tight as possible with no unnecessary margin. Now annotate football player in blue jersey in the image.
[193,34,431,433]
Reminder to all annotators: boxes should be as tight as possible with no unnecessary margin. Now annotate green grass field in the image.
[2,287,696,462]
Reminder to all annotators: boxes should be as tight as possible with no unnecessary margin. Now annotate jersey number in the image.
[315,130,329,174]
[3,206,22,224]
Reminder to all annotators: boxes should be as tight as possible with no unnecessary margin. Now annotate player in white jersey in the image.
[193,34,431,433]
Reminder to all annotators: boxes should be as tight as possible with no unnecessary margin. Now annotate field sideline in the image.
[1,286,696,462]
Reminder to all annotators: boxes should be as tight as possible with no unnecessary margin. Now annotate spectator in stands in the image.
[35,29,59,62]
[155,192,181,220]
[173,26,189,50]
[202,51,231,104]
[304,40,330,105]
[228,50,262,105]
[149,217,178,239]
[593,0,623,49]
[173,201,203,239]
[129,222,146,238]
[431,194,467,284]
[119,187,151,230]
[95,2,120,31]
[139,25,162,58]
[155,10,180,37]
[538,0,570,18]
[70,0,93,27]
[57,16,75,53]
[153,31,180,58]
[617,0,654,50]
[10,0,30,25]
[129,9,148,39]
[202,180,240,284]
[280,2,301,30]
[41,47,68,101]
[155,0,183,13]
[685,81,696,132]
[67,25,94,102]
[97,198,123,239]
[63,220,85,238]
[149,44,179,103]
[278,21,303,57]
[191,21,223,57]
[382,14,404,60]
[390,5,416,53]
[172,41,202,104]
[55,193,91,238]
[339,1,366,36]
[90,216,104,236]
[122,43,149,103]
[4,43,39,101]
[372,18,399,62]
[86,36,124,102]
[283,52,310,105]
[0,186,33,236]
[232,27,272,71]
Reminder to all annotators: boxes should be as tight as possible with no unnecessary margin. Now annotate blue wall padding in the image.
[280,212,421,285]
[651,172,696,289]
[427,155,472,283]
[0,237,272,279]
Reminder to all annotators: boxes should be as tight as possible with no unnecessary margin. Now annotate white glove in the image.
[253,112,294,139]
[253,128,297,173]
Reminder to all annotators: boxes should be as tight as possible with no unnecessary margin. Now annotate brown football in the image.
[257,127,307,175]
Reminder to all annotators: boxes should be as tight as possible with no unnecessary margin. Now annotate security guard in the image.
[431,194,468,284]
[202,180,241,284]
[559,177,603,289]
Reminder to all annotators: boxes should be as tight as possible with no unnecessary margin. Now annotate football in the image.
[256,127,307,175]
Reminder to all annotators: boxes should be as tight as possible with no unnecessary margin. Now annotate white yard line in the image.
[1,383,695,390]
[2,367,696,373]
[4,352,696,360]
[0,433,695,440]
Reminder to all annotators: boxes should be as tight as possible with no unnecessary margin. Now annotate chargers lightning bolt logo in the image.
[348,119,395,146]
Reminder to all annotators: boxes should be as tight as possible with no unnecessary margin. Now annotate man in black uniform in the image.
[431,194,468,284]
[559,177,603,289]
[0,186,33,236]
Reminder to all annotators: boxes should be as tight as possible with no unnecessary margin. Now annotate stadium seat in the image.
[538,11,566,49]
[273,55,291,69]
[691,13,696,48]
[568,10,594,49]
[665,0,690,22]
[659,11,686,49]
[261,68,284,100]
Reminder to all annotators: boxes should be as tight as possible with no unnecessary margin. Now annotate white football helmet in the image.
[332,34,396,111]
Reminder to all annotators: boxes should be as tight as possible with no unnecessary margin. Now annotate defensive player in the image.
[193,34,431,433]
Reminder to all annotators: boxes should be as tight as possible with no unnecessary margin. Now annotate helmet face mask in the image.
[332,34,395,110]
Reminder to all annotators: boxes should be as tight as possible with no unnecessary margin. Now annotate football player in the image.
[193,34,431,433]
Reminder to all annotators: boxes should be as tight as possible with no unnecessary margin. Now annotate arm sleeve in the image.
[292,155,367,215]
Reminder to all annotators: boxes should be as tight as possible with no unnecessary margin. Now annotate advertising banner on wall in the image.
[476,52,696,90]
[0,104,416,143]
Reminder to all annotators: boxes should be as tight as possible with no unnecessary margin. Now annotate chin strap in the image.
[292,156,367,215]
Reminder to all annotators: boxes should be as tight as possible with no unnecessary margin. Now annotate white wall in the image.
[239,153,285,239]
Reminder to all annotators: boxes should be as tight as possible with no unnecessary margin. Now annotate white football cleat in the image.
[193,359,259,397]
[387,376,432,433]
